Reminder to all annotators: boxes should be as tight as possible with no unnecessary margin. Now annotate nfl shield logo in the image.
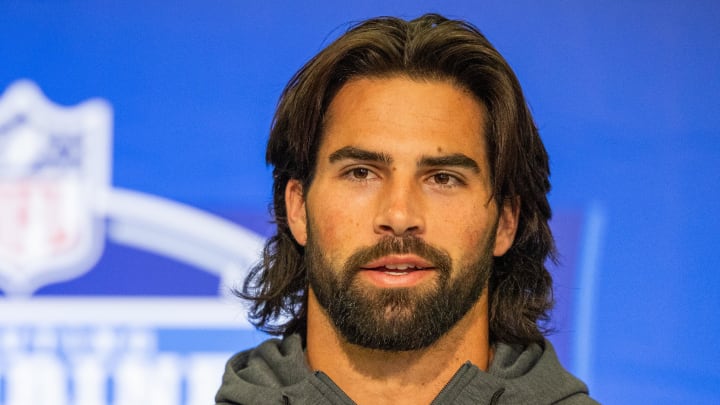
[0,80,111,296]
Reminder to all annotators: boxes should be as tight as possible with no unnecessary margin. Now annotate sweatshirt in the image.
[215,334,598,404]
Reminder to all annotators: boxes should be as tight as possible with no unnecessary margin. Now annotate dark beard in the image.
[306,232,494,351]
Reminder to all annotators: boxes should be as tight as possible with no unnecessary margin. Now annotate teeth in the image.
[385,271,408,276]
[384,264,417,270]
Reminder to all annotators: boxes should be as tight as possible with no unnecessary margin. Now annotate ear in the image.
[285,179,308,246]
[493,197,520,257]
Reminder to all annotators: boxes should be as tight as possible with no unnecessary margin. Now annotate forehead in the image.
[321,76,488,160]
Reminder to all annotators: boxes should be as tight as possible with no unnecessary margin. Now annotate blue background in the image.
[1,1,719,403]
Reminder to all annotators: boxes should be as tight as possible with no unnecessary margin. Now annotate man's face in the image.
[286,76,518,351]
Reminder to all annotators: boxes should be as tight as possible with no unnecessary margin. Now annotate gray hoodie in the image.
[215,334,598,405]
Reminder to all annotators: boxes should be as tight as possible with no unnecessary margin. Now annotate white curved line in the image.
[103,187,266,288]
[572,203,605,387]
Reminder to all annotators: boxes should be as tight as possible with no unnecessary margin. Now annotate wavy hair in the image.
[238,13,555,345]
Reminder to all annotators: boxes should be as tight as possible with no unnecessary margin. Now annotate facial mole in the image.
[437,146,443,152]
[392,166,397,172]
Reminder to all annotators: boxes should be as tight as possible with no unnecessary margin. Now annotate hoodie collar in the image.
[216,334,591,404]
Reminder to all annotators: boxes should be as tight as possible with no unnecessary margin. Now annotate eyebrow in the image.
[418,154,480,173]
[328,146,480,173]
[328,146,393,165]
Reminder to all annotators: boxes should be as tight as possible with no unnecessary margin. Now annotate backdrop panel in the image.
[1,1,718,404]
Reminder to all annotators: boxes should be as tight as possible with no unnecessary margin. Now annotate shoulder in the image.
[225,334,309,383]
[216,334,357,405]
[488,339,599,404]
[215,334,310,404]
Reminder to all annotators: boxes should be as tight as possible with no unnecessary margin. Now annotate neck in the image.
[305,289,492,405]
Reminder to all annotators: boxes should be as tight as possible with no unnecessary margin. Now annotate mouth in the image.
[361,255,434,271]
[366,263,432,274]
[358,256,437,286]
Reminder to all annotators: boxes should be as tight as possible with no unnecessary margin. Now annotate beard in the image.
[305,228,496,352]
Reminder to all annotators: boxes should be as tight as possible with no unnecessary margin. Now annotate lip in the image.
[360,254,435,270]
[358,268,436,289]
[357,255,437,288]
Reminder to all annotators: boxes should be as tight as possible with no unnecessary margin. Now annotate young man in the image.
[216,14,597,404]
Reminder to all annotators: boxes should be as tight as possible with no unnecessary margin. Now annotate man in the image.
[216,13,597,404]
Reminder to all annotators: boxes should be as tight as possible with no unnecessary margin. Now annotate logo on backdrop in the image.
[0,81,110,296]
[0,80,265,298]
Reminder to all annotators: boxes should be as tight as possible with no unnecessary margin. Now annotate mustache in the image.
[342,236,452,276]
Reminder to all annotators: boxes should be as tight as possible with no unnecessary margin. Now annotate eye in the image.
[351,167,370,179]
[428,172,465,188]
[341,166,378,183]
[433,173,452,185]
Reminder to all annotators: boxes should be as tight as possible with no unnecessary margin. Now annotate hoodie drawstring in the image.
[489,388,505,405]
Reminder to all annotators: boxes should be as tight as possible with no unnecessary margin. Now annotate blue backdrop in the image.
[1,1,718,404]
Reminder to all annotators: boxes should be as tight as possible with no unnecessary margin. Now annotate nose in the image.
[373,177,425,237]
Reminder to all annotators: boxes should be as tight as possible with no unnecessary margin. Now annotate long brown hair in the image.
[238,13,555,345]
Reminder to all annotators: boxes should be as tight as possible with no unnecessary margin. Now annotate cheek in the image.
[307,197,363,262]
[457,224,486,257]
[431,201,496,262]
